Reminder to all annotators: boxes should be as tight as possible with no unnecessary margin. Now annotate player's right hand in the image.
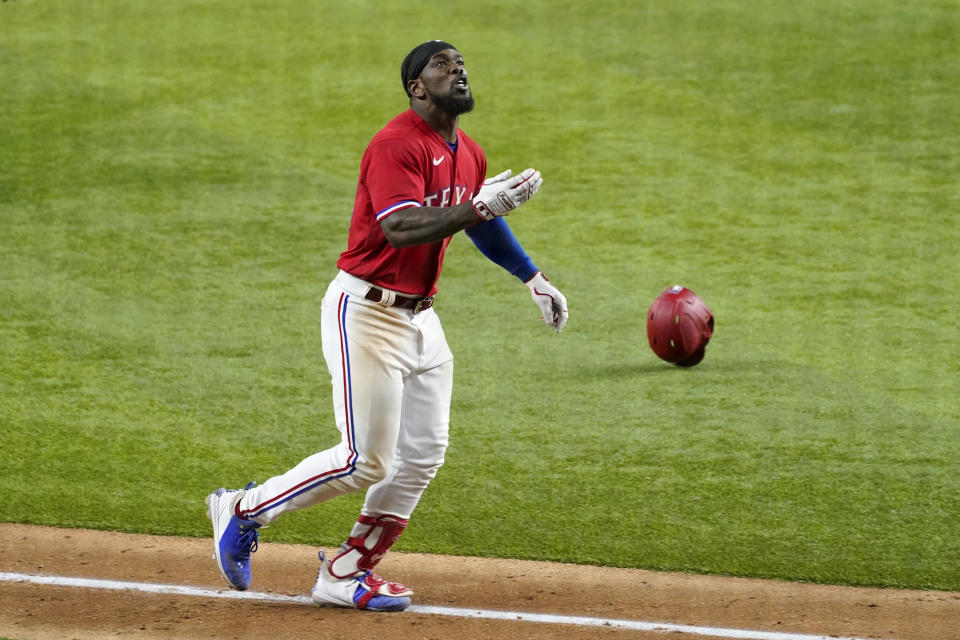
[525,271,569,333]
[472,168,543,220]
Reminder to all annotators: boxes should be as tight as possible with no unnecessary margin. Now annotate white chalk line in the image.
[0,571,888,640]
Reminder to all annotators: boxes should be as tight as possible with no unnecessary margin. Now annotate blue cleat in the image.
[205,483,260,591]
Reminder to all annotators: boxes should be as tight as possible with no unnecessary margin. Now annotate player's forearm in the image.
[465,217,538,280]
[379,203,480,247]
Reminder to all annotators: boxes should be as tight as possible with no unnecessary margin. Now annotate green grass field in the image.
[2,0,958,591]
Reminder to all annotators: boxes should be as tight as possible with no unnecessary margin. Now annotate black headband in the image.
[401,40,457,97]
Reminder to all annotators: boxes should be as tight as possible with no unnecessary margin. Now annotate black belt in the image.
[365,287,434,313]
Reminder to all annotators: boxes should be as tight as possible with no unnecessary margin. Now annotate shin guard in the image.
[327,514,409,581]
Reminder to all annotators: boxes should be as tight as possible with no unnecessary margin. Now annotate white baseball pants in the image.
[237,270,453,525]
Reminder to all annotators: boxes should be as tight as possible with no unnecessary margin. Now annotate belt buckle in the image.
[413,296,433,314]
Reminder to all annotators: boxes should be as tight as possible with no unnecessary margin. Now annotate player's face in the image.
[418,49,474,115]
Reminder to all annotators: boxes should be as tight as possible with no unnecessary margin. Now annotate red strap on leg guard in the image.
[328,514,408,579]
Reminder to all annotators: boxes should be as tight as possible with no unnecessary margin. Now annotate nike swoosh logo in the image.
[432,155,445,166]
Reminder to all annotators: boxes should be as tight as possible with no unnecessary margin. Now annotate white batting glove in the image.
[525,271,568,333]
[472,168,543,220]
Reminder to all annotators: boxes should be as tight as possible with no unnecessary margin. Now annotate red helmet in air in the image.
[646,285,715,367]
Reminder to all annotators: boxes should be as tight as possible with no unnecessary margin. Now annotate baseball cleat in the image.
[206,483,261,591]
[310,550,412,612]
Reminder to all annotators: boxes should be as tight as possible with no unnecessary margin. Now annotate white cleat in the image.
[310,550,412,612]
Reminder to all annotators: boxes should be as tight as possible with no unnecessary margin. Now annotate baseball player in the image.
[206,39,568,612]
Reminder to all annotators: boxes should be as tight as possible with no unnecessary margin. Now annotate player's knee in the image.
[352,456,390,487]
[407,443,448,482]
[418,458,444,483]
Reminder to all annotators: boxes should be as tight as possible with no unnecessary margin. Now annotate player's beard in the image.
[434,91,475,115]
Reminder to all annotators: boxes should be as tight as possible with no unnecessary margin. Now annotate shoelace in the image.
[235,528,259,560]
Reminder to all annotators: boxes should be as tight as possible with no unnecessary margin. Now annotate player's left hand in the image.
[525,272,568,333]
[472,168,543,220]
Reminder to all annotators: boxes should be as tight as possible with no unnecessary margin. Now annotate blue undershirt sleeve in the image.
[464,217,539,282]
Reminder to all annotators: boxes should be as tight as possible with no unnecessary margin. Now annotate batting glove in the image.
[525,271,568,333]
[472,168,543,220]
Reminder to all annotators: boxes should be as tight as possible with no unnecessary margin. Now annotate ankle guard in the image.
[327,514,408,579]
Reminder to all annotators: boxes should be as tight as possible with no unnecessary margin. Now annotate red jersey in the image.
[337,109,487,296]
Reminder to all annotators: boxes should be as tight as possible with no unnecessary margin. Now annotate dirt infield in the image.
[0,523,956,640]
